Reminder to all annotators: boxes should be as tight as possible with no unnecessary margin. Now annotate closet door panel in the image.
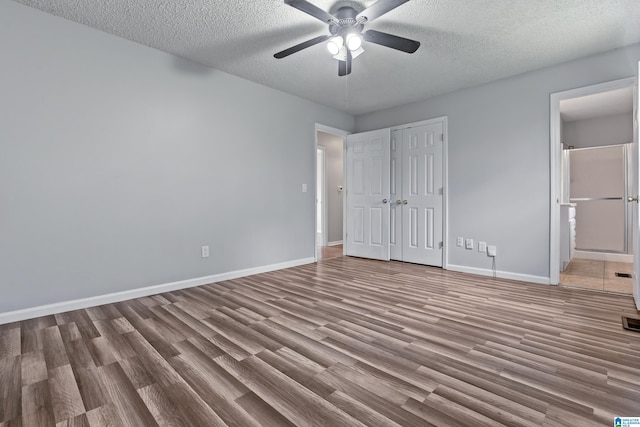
[345,129,391,260]
[401,123,443,266]
[390,130,403,260]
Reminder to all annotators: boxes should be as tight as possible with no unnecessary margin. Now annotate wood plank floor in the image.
[318,245,343,260]
[1,256,639,426]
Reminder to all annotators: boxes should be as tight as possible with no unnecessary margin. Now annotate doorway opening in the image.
[315,124,348,261]
[551,78,635,294]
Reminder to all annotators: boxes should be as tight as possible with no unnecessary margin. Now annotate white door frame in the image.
[549,77,635,285]
[635,64,640,309]
[390,116,449,269]
[316,146,328,247]
[314,123,349,262]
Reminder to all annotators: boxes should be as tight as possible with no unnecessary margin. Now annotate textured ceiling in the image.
[13,0,640,115]
[561,87,633,122]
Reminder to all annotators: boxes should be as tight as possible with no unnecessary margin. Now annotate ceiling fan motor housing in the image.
[329,6,364,36]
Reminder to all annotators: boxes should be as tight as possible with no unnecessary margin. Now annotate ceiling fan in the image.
[274,0,420,76]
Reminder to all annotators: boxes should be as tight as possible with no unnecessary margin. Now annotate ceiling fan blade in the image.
[285,0,337,24]
[363,29,420,53]
[274,35,330,59]
[338,50,352,76]
[338,60,346,76]
[356,0,411,23]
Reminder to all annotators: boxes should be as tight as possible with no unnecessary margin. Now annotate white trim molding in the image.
[0,257,315,325]
[447,264,551,285]
[315,123,350,137]
[327,240,343,246]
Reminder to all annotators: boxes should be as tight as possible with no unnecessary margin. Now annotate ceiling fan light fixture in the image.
[332,45,348,61]
[275,0,420,76]
[346,33,362,51]
[326,36,343,55]
[350,46,364,59]
[333,45,364,62]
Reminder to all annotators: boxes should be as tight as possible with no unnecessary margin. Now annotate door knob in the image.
[403,200,408,205]
[628,196,638,203]
[382,199,388,204]
[396,200,402,205]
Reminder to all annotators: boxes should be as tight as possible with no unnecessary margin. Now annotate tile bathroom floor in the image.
[561,258,633,294]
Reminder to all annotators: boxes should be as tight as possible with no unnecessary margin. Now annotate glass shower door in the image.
[569,145,628,253]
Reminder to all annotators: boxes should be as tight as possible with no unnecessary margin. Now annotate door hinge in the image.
[439,187,444,196]
[439,241,443,249]
[441,133,444,142]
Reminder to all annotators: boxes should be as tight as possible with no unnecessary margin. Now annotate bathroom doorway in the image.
[556,83,635,293]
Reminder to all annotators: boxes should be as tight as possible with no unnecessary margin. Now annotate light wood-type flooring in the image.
[317,244,343,260]
[1,256,640,426]
[561,258,633,294]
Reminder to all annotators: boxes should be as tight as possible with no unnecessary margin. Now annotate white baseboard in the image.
[0,257,315,325]
[574,250,633,263]
[327,240,343,246]
[446,264,551,285]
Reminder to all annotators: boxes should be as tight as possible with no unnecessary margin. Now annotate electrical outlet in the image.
[478,241,487,252]
[487,245,497,257]
[456,237,464,247]
[302,183,307,193]
[201,245,210,258]
[465,238,474,250]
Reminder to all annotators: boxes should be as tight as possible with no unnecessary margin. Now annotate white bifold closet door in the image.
[345,128,391,261]
[390,122,444,266]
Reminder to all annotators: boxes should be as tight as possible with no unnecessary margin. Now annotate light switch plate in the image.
[478,241,487,252]
[465,238,473,250]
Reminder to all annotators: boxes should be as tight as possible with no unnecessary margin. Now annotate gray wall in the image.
[317,132,344,244]
[563,113,633,148]
[356,44,640,279]
[0,1,353,313]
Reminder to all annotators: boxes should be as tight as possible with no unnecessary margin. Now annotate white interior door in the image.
[401,123,444,266]
[390,130,403,260]
[633,63,640,309]
[345,129,391,260]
